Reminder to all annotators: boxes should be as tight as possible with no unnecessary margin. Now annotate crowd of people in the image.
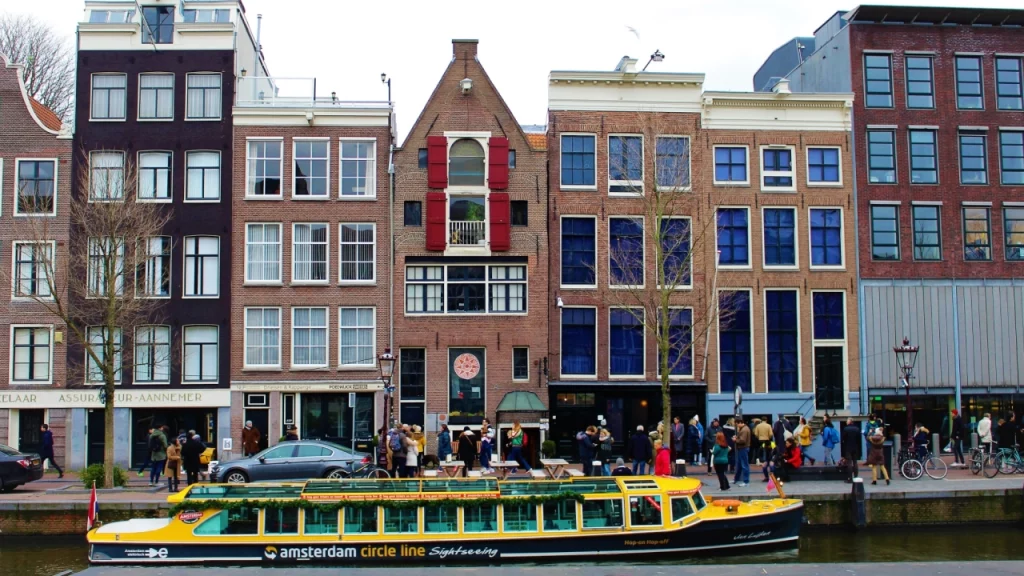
[377,418,535,478]
[138,425,211,491]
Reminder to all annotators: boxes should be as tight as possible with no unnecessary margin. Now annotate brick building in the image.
[0,53,72,467]
[391,40,549,463]
[767,6,1024,435]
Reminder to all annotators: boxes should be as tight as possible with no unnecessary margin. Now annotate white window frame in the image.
[716,288,754,395]
[244,223,282,285]
[134,325,171,385]
[402,264,528,316]
[403,266,445,315]
[712,145,750,187]
[89,73,127,122]
[182,235,220,298]
[137,150,173,203]
[338,306,376,368]
[809,289,849,408]
[137,72,174,121]
[658,216,693,290]
[292,137,330,199]
[607,134,645,196]
[805,145,844,187]
[512,346,530,382]
[559,305,598,380]
[759,145,797,192]
[9,324,54,385]
[714,206,753,271]
[658,306,695,381]
[11,240,55,301]
[182,324,219,384]
[87,236,125,298]
[559,133,598,191]
[807,206,847,270]
[654,135,692,192]
[89,151,125,202]
[760,206,800,271]
[338,222,376,284]
[608,306,646,380]
[608,215,645,289]
[136,235,172,299]
[185,150,221,202]
[338,137,377,200]
[13,158,58,217]
[185,72,223,121]
[245,137,284,199]
[559,214,598,290]
[291,306,330,370]
[761,288,802,394]
[85,326,122,385]
[243,307,282,370]
[291,223,330,285]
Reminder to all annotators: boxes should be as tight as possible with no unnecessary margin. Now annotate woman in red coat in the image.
[654,439,672,475]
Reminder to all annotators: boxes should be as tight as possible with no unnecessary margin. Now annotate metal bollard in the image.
[674,459,687,477]
[891,433,901,472]
[932,433,941,455]
[591,460,603,476]
[851,477,866,529]
[971,432,979,450]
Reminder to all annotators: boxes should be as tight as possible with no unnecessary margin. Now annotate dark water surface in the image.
[5,525,1023,576]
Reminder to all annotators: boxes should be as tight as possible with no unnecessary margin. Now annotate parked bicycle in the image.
[969,445,1002,478]
[898,445,947,480]
[996,445,1024,475]
[347,461,391,479]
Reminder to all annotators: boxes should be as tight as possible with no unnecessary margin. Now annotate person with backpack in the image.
[820,415,839,466]
[391,425,408,477]
[148,426,168,487]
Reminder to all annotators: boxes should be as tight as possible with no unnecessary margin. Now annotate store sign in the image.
[231,382,384,392]
[0,389,231,408]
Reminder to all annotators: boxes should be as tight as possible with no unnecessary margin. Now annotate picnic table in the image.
[439,460,465,478]
[540,458,570,479]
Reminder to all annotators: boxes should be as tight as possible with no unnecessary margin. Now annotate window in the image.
[761,147,794,189]
[424,506,458,534]
[141,6,174,43]
[661,217,691,287]
[912,205,942,261]
[463,505,498,533]
[293,140,328,197]
[812,292,844,340]
[1006,208,1024,261]
[870,205,900,261]
[955,56,984,109]
[405,264,525,315]
[86,327,121,384]
[405,266,444,313]
[560,134,596,188]
[399,348,426,401]
[508,149,517,169]
[186,151,220,200]
[660,308,693,377]
[810,208,843,267]
[997,57,1023,110]
[89,152,124,201]
[864,54,893,107]
[582,499,623,529]
[91,74,126,120]
[561,217,596,286]
[182,8,230,22]
[807,147,840,184]
[909,130,938,184]
[671,497,695,523]
[763,208,796,267]
[489,266,526,313]
[418,149,428,169]
[1000,131,1024,185]
[344,508,378,534]
[12,242,52,298]
[15,159,56,215]
[138,236,171,297]
[247,140,283,197]
[963,206,992,261]
[264,508,299,536]
[245,224,281,283]
[448,139,484,187]
[138,152,171,200]
[292,224,328,283]
[610,308,644,377]
[716,208,749,267]
[503,503,537,532]
[561,308,596,376]
[714,147,747,184]
[449,347,484,414]
[245,308,280,368]
[765,290,798,392]
[608,135,643,193]
[194,509,259,536]
[905,56,934,108]
[628,495,662,527]
[959,133,988,185]
[183,325,218,383]
[719,290,751,393]
[543,501,577,532]
[655,136,690,190]
[138,73,173,120]
[609,217,644,286]
[88,9,134,23]
[183,236,219,297]
[304,510,338,536]
[339,223,375,283]
[447,266,485,312]
[404,201,422,226]
[87,237,124,297]
[11,327,51,383]
[135,325,170,383]
[512,347,529,381]
[292,307,328,368]
[867,130,896,184]
[186,74,222,119]
[339,307,374,366]
[511,200,528,226]
[338,140,376,197]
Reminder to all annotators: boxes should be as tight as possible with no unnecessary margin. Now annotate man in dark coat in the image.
[841,418,862,483]
[578,426,598,476]
[772,414,791,458]
[629,425,653,475]
[39,424,63,478]
[456,427,477,477]
[181,434,205,486]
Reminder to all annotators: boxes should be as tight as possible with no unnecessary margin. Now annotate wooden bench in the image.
[467,470,483,478]
[423,469,439,478]
[784,466,847,481]
[530,470,548,479]
[566,469,585,477]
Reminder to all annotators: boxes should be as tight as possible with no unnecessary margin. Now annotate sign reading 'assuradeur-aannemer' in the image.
[0,389,231,408]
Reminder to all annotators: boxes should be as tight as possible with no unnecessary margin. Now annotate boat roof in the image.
[171,476,703,503]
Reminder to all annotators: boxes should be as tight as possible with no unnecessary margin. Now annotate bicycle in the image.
[347,460,392,479]
[899,445,947,480]
[996,445,1024,475]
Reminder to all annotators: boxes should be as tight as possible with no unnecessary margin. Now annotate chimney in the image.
[615,56,638,74]
[772,78,792,94]
[453,39,479,60]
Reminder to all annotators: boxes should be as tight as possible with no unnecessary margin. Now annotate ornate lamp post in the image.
[893,337,919,441]
[378,348,396,430]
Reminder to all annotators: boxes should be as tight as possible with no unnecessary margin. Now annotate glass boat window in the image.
[502,503,538,532]
[422,479,497,493]
[424,506,458,534]
[621,479,660,491]
[693,491,707,511]
[542,501,578,532]
[671,497,695,523]
[384,508,419,534]
[629,495,663,527]
[499,479,619,496]
[463,504,498,533]
[264,507,299,535]
[582,499,624,529]
[187,485,303,499]
[306,479,420,494]
[304,509,338,535]
[343,507,378,534]
[193,508,259,536]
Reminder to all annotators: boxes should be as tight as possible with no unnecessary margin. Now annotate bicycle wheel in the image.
[998,454,1017,476]
[983,454,1001,478]
[970,451,983,475]
[901,459,923,480]
[372,467,391,479]
[924,457,947,479]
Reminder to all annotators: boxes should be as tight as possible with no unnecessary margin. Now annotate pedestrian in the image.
[457,426,477,477]
[177,429,188,447]
[38,424,63,478]
[182,434,203,485]
[397,424,411,478]
[241,420,261,457]
[479,418,495,473]
[772,414,791,458]
[693,415,704,465]
[978,413,993,454]
[405,428,420,478]
[385,428,398,475]
[629,425,652,475]
[437,424,452,462]
[598,428,614,475]
[704,418,722,475]
[866,427,890,486]
[841,418,862,483]
[165,437,181,492]
[137,426,154,477]
[950,409,965,467]
[611,457,632,476]
[820,415,839,466]
[913,423,930,460]
[578,425,598,476]
[148,426,168,486]
[686,418,700,464]
[508,420,532,473]
[671,417,684,461]
[864,413,884,440]
[795,417,816,465]
[284,425,299,441]
[653,439,671,475]
[733,418,751,487]
[764,437,801,484]
[753,418,773,465]
[711,431,731,491]
[722,418,736,473]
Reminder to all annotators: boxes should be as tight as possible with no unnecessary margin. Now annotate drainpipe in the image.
[388,140,395,353]
[253,14,261,101]
[951,280,962,411]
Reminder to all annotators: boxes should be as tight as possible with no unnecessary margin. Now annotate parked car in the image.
[0,444,44,492]
[210,440,370,484]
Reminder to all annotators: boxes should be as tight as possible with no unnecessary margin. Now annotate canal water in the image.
[6,525,1024,576]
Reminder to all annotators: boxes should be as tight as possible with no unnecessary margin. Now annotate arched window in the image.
[449,139,485,186]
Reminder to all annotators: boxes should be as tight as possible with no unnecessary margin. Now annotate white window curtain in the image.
[12,327,51,382]
[293,224,327,282]
[184,236,219,296]
[186,151,220,200]
[135,326,170,383]
[339,307,374,366]
[139,74,173,119]
[92,75,126,119]
[14,243,52,298]
[339,223,374,281]
[183,326,218,382]
[187,74,221,119]
[86,327,122,383]
[246,223,281,282]
[139,152,171,199]
[245,308,280,367]
[141,236,170,296]
[90,152,125,200]
[293,307,328,367]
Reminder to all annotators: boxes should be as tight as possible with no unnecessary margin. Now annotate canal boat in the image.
[87,475,803,564]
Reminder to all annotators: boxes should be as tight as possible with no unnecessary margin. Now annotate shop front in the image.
[870,391,1022,442]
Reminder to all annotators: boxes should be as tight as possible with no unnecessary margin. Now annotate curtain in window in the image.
[561,308,595,375]
[187,152,220,199]
[140,74,173,118]
[339,308,373,365]
[245,308,279,366]
[135,326,170,382]
[139,152,170,199]
[185,237,219,296]
[294,224,327,281]
[610,308,644,376]
[187,74,221,118]
[92,75,125,118]
[246,224,280,282]
[293,308,327,366]
[184,326,218,381]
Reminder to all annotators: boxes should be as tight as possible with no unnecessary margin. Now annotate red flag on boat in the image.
[87,481,98,531]
[766,476,776,493]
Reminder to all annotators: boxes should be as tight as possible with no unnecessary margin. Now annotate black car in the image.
[0,444,44,492]
[210,440,370,484]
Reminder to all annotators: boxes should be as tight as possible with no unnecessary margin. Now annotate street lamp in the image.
[642,49,665,71]
[378,348,396,430]
[380,73,391,103]
[893,336,919,441]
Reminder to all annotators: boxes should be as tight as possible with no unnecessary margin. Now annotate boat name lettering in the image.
[429,546,499,559]
[177,510,203,524]
[267,545,358,560]
[624,539,670,547]
[733,530,771,541]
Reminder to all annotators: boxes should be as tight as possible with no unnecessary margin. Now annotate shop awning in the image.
[496,391,546,412]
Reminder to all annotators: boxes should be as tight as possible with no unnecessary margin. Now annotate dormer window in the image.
[141,6,174,44]
[449,139,485,186]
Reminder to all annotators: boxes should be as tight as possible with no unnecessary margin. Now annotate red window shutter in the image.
[427,136,448,189]
[489,193,510,251]
[488,137,509,190]
[425,192,448,251]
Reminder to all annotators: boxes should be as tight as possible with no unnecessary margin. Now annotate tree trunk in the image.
[104,379,116,488]
[662,375,672,465]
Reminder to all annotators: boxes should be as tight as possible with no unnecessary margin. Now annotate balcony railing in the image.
[235,76,390,109]
[449,221,486,247]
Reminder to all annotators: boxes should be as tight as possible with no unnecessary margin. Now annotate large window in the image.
[86,327,121,384]
[807,147,840,184]
[183,325,218,383]
[264,508,299,536]
[405,264,525,315]
[343,508,378,535]
[339,307,374,367]
[959,133,988,185]
[12,242,52,298]
[245,223,281,283]
[138,73,173,120]
[812,293,844,340]
[91,74,126,120]
[905,55,934,109]
[183,236,219,297]
[864,54,893,107]
[513,347,529,381]
[489,266,526,312]
[15,159,56,215]
[399,348,426,401]
[912,205,941,261]
[194,509,259,536]
[186,73,222,119]
[138,236,171,297]
[247,140,283,197]
[999,131,1024,185]
[561,308,596,376]
[340,140,376,197]
[761,147,794,189]
[655,136,690,190]
[717,208,749,266]
[405,266,443,313]
[449,348,484,415]
[560,135,596,188]
[582,499,623,529]
[90,152,125,201]
[963,206,992,261]
[503,503,537,532]
[561,217,596,286]
[138,151,171,200]
[447,266,485,313]
[909,130,938,184]
[609,217,644,286]
[11,326,51,383]
[714,146,747,184]
[869,205,899,261]
[463,505,498,533]
[448,139,484,187]
[87,237,124,297]
[996,57,1023,110]
[292,223,328,283]
[765,290,798,392]
[424,506,458,534]
[293,140,329,197]
[186,151,220,200]
[955,55,983,110]
[304,510,338,536]
[763,208,796,267]
[718,291,751,393]
[661,217,691,287]
[245,308,280,368]
[608,135,643,193]
[609,308,643,377]
[135,325,170,384]
[660,308,692,377]
[810,208,843,267]
[141,6,174,43]
[292,307,328,368]
[867,130,896,184]
[543,501,577,532]
[339,223,375,282]
[1006,208,1024,261]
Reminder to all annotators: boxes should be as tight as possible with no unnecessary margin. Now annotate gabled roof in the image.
[30,98,62,131]
[525,132,546,151]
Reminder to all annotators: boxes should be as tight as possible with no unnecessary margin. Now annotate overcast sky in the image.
[9,0,1024,140]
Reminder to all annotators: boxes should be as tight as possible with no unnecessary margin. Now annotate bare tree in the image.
[0,13,75,122]
[2,150,173,487]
